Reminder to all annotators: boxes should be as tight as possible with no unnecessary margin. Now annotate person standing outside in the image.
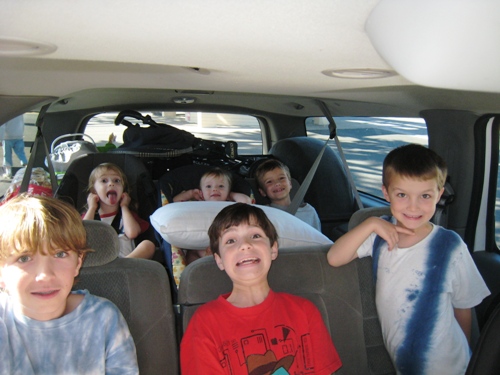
[0,115,28,179]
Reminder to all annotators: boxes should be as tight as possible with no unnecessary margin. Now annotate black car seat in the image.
[78,220,178,375]
[269,136,359,241]
[54,153,159,252]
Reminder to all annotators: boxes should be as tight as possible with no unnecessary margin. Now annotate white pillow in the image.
[150,201,333,250]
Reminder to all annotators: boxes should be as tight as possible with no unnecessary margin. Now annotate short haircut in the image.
[200,168,233,191]
[254,159,291,190]
[208,203,278,256]
[0,195,91,261]
[383,144,447,189]
[87,163,129,195]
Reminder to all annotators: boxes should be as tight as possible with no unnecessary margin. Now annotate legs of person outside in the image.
[2,139,27,178]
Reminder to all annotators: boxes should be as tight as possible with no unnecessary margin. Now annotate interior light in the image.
[322,68,396,79]
[0,37,57,56]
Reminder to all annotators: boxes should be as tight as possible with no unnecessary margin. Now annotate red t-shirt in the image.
[181,290,342,374]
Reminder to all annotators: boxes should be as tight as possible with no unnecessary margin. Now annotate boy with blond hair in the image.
[0,195,138,374]
[328,144,489,374]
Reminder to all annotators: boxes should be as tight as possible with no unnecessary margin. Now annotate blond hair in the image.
[87,162,129,195]
[0,195,91,261]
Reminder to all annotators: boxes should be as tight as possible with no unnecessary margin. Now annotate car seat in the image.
[178,245,396,375]
[78,220,178,375]
[54,153,160,255]
[269,136,359,241]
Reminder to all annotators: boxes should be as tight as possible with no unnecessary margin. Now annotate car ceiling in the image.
[1,0,500,122]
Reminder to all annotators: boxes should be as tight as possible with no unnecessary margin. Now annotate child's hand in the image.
[87,193,99,211]
[230,192,252,204]
[192,189,204,201]
[370,217,414,250]
[120,192,131,208]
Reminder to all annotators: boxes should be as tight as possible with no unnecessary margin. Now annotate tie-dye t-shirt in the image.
[357,219,490,375]
[0,289,138,375]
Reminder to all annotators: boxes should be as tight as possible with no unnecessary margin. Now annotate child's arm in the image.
[173,189,203,202]
[120,193,142,239]
[327,216,414,267]
[454,307,472,344]
[229,191,252,204]
[82,193,100,220]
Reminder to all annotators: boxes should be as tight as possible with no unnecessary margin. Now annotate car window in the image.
[305,117,428,198]
[0,112,38,198]
[85,111,262,155]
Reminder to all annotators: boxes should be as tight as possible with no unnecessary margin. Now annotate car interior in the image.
[2,1,500,374]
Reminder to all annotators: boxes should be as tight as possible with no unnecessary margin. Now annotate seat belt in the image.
[432,178,455,227]
[287,100,364,215]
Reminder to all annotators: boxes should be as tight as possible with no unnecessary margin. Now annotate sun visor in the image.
[365,0,500,93]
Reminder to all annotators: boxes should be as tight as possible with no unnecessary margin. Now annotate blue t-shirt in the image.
[0,289,138,375]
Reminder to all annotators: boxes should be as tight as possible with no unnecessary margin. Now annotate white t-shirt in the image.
[357,218,490,375]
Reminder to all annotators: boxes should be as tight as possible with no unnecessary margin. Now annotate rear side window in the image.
[85,112,262,155]
[305,117,428,198]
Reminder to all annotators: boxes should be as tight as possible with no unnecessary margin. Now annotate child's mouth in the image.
[32,289,59,298]
[236,257,260,266]
[107,191,118,204]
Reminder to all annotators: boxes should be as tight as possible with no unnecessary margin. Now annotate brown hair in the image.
[254,159,291,190]
[0,195,91,261]
[208,203,278,256]
[383,144,447,189]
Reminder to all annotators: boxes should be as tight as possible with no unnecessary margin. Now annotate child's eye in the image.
[54,251,69,259]
[225,239,236,245]
[396,193,406,198]
[17,254,32,263]
[205,185,211,189]
[252,233,262,239]
[113,178,121,184]
[218,185,225,189]
[422,194,431,199]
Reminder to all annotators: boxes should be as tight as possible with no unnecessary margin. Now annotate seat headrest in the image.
[348,206,391,230]
[83,220,120,267]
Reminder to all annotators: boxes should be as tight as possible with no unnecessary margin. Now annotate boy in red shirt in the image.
[181,203,342,374]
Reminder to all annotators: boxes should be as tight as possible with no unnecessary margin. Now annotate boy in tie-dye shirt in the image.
[0,195,138,374]
[328,144,490,375]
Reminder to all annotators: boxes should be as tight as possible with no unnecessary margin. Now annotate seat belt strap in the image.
[286,137,330,215]
[316,100,364,210]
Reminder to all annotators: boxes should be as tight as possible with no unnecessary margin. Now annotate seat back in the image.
[466,303,500,374]
[270,137,359,240]
[77,221,178,375]
[348,206,392,230]
[178,246,395,375]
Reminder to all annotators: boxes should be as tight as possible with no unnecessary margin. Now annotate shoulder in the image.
[76,290,123,318]
[273,292,319,313]
[431,225,464,250]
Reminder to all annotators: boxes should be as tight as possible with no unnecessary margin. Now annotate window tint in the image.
[85,112,262,155]
[306,117,428,198]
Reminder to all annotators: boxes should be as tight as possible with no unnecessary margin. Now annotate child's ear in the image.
[271,241,278,260]
[214,253,225,271]
[382,185,390,203]
[74,255,83,277]
[258,188,266,197]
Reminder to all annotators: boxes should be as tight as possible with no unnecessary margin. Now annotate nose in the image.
[34,256,56,282]
[239,240,251,251]
[408,196,419,210]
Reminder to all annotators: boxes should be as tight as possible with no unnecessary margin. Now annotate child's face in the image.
[214,220,278,286]
[382,175,444,232]
[93,170,124,208]
[258,168,292,203]
[0,243,83,321]
[200,175,230,201]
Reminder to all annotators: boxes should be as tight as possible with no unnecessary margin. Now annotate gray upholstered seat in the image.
[76,220,178,375]
[178,245,395,375]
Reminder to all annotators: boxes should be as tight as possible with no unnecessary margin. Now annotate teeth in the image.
[237,258,259,265]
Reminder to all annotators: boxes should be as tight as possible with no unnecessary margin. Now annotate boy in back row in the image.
[328,144,490,374]
[255,159,321,231]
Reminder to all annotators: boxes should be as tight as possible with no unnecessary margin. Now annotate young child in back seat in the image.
[255,159,321,231]
[173,167,252,264]
[327,144,490,374]
[82,162,155,259]
[173,167,252,204]
[0,195,138,374]
[180,203,342,374]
